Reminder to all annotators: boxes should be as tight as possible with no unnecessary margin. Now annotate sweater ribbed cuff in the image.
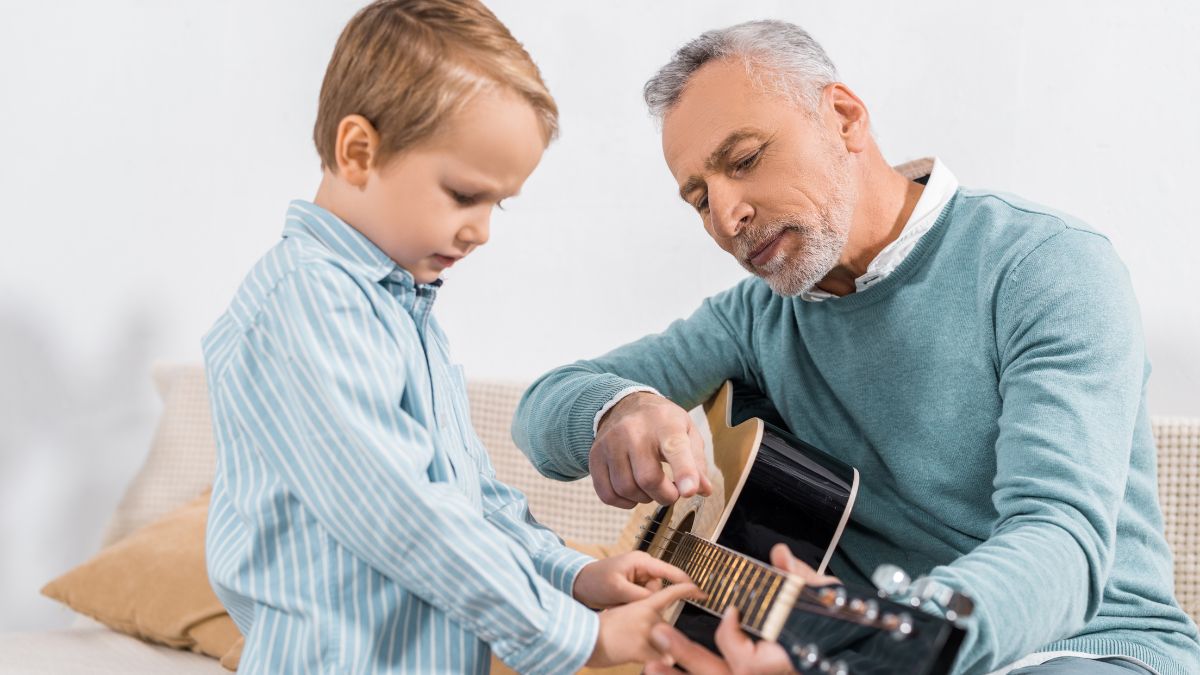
[564,374,653,473]
[1040,636,1186,675]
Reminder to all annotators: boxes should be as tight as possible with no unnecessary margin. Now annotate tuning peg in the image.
[790,643,821,670]
[871,564,911,597]
[815,585,847,608]
[818,658,850,675]
[909,578,975,621]
[879,610,915,640]
[894,611,915,640]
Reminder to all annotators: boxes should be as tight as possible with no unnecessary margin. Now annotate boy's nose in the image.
[459,216,490,247]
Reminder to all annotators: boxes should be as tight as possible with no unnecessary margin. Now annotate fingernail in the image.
[677,477,696,495]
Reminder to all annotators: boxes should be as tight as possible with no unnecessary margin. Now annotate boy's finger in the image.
[644,660,686,675]
[645,582,703,610]
[638,557,693,586]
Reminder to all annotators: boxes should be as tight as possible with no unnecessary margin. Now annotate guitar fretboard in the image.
[648,526,802,638]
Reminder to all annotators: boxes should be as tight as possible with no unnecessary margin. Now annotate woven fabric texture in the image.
[1155,417,1200,621]
[464,379,632,545]
[102,364,217,546]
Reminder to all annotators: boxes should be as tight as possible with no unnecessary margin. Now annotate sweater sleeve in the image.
[512,279,766,481]
[924,227,1146,674]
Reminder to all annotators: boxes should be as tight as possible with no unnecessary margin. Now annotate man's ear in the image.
[333,114,379,188]
[826,83,871,154]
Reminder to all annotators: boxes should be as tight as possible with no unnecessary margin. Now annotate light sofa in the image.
[1,364,1197,673]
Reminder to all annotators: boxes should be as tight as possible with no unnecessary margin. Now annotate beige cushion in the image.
[42,491,241,669]
[1155,417,1200,620]
[465,379,634,545]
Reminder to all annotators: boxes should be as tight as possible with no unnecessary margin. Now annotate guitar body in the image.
[637,381,965,675]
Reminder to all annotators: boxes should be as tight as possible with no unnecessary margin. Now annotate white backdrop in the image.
[1,0,1197,630]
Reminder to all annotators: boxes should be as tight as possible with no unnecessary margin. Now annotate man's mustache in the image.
[734,221,803,263]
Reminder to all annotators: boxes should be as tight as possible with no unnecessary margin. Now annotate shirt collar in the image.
[282,200,431,289]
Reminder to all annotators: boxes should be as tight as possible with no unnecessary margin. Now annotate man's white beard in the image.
[736,172,855,297]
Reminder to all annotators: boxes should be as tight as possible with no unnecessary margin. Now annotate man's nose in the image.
[708,181,753,239]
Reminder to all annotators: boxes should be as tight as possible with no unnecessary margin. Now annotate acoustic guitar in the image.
[637,381,967,674]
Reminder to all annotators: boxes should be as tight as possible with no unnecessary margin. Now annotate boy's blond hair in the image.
[313,0,558,171]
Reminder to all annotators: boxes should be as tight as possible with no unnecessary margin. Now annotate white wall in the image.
[1,0,1197,630]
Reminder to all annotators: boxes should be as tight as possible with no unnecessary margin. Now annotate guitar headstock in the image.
[772,568,969,675]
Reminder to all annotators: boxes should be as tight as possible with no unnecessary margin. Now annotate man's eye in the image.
[695,194,709,212]
[733,150,761,174]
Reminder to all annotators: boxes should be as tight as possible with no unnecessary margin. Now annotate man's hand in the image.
[573,551,692,609]
[586,582,705,667]
[590,391,714,507]
[643,544,837,675]
[644,607,795,675]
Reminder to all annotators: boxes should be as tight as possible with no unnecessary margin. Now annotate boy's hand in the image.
[587,582,704,668]
[573,551,692,609]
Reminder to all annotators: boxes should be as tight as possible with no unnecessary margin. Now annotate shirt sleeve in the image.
[476,471,596,596]
[512,279,765,481]
[216,265,598,675]
[923,228,1146,674]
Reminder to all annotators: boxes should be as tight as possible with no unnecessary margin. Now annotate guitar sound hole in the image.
[662,511,697,568]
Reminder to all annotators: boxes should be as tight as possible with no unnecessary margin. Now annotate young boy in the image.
[201,1,698,672]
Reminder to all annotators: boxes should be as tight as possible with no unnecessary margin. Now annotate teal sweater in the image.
[513,189,1200,675]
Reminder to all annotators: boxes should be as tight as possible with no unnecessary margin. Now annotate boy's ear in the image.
[334,114,379,187]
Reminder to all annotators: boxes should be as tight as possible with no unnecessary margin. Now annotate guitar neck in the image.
[649,526,802,640]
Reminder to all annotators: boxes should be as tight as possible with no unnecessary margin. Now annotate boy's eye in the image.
[449,189,478,207]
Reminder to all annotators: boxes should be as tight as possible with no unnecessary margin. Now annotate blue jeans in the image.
[1009,656,1154,674]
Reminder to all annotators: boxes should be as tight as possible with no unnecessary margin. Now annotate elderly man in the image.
[512,19,1200,675]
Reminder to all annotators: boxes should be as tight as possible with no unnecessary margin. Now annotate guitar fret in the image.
[742,563,764,627]
[716,549,741,611]
[658,528,797,636]
[674,535,694,580]
[753,569,783,630]
[728,555,750,614]
[752,565,776,631]
[697,539,718,606]
[696,540,717,611]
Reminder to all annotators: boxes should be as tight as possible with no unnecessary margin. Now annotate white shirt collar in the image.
[801,157,958,302]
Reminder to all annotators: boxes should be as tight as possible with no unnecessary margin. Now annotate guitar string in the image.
[634,519,899,632]
[635,520,783,629]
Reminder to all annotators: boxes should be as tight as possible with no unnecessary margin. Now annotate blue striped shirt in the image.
[201,200,599,674]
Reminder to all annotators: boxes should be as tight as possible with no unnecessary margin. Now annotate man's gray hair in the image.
[643,19,839,120]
